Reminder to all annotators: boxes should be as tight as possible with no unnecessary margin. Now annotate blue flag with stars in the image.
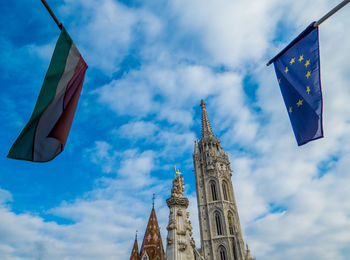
[268,22,323,146]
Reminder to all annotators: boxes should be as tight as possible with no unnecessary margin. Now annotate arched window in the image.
[222,182,228,201]
[215,212,223,235]
[211,181,218,201]
[219,246,227,260]
[142,253,149,260]
[228,212,234,235]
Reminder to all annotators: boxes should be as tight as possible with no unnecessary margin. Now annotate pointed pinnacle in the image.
[200,100,214,139]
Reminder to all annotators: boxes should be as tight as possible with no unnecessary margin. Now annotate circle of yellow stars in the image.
[281,54,314,115]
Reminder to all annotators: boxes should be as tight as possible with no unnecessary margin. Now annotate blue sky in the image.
[1,0,350,259]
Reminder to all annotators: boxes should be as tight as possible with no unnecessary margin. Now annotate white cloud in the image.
[60,0,163,74]
[0,188,12,206]
[2,0,350,259]
[85,141,118,173]
[169,0,282,67]
[117,121,159,140]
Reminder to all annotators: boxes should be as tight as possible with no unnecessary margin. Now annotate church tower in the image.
[193,100,252,260]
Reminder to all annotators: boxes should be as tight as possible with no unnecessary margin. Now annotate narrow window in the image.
[211,181,218,201]
[222,182,228,201]
[220,247,227,260]
[233,238,239,260]
[215,212,223,235]
[228,213,234,235]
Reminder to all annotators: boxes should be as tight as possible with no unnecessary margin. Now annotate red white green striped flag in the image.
[8,27,88,162]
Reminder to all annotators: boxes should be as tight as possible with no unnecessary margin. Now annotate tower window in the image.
[222,182,228,201]
[228,212,234,235]
[210,181,218,201]
[219,246,227,260]
[215,212,223,235]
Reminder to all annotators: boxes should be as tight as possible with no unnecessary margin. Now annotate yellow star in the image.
[299,55,304,62]
[285,67,289,73]
[306,71,311,79]
[289,107,292,114]
[305,59,310,67]
[278,78,281,84]
[290,58,295,64]
[306,86,311,94]
[296,99,303,107]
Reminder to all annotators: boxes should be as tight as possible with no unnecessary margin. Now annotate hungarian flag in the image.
[8,27,88,162]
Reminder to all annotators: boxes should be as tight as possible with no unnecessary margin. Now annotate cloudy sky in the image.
[1,0,350,259]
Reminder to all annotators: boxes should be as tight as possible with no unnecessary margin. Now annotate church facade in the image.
[129,100,254,260]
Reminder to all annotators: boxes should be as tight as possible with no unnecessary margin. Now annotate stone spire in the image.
[193,100,253,260]
[140,207,165,260]
[129,232,140,260]
[200,100,214,139]
[166,167,196,260]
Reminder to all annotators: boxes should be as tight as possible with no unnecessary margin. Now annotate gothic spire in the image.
[200,100,214,139]
[129,232,139,260]
[140,207,165,260]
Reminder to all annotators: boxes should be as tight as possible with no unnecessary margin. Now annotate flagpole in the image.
[267,0,349,66]
[41,0,62,30]
[314,0,350,27]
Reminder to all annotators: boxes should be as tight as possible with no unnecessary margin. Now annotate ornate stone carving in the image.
[171,166,184,198]
[176,230,186,236]
[178,241,187,251]
[167,219,176,231]
[166,197,189,208]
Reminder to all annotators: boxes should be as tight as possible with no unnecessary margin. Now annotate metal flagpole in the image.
[266,0,350,66]
[41,0,62,30]
[314,0,350,27]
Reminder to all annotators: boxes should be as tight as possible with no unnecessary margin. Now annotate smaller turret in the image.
[139,205,165,260]
[129,232,140,260]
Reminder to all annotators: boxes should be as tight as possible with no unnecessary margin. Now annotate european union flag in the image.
[268,22,323,146]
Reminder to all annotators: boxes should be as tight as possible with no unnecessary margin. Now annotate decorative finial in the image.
[135,230,138,240]
[152,193,155,209]
[174,166,183,190]
[171,166,184,197]
[200,99,206,108]
[174,166,182,178]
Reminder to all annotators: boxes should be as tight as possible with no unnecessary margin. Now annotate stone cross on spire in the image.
[200,100,214,139]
